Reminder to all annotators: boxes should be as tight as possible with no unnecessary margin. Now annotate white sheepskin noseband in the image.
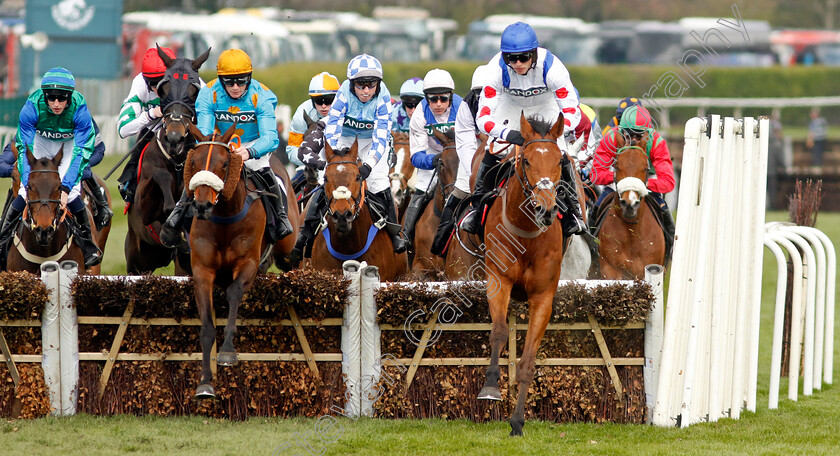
[615,176,649,197]
[189,170,224,192]
[332,186,352,200]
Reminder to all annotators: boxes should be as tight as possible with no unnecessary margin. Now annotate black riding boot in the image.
[401,190,426,248]
[431,191,466,257]
[117,133,153,203]
[377,190,407,254]
[659,200,676,267]
[0,202,23,268]
[558,155,586,237]
[84,176,113,229]
[71,208,102,268]
[461,152,501,234]
[257,168,293,241]
[289,187,325,267]
[160,189,191,248]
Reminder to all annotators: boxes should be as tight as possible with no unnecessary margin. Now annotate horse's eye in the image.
[522,158,530,167]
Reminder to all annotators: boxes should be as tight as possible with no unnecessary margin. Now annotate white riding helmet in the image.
[399,77,424,98]
[309,72,340,96]
[347,54,383,80]
[422,68,455,95]
[470,64,492,90]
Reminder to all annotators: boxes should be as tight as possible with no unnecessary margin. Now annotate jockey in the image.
[462,21,587,237]
[1,119,109,228]
[401,68,462,248]
[287,71,340,168]
[391,77,424,132]
[0,67,101,267]
[159,49,294,247]
[431,64,491,257]
[290,54,407,265]
[116,47,176,203]
[588,104,676,262]
[602,96,642,136]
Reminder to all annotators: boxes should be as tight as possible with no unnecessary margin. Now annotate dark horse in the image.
[390,130,415,217]
[309,139,408,281]
[185,123,269,398]
[124,47,210,275]
[596,134,665,279]
[477,113,571,436]
[7,146,88,274]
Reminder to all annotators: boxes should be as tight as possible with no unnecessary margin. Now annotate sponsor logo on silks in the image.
[52,0,95,32]
[215,111,257,123]
[503,86,548,97]
[343,116,374,130]
[424,122,455,137]
[36,129,74,140]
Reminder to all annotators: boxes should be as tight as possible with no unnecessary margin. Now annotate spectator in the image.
[807,107,827,168]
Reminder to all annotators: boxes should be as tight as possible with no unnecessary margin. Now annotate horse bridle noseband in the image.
[193,134,233,205]
[324,159,365,222]
[156,102,196,168]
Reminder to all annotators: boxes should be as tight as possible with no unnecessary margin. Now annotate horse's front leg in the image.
[478,274,512,401]
[151,170,177,215]
[509,290,554,437]
[193,266,217,398]
[217,258,258,366]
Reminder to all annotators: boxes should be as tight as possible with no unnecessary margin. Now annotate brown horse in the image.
[185,123,268,398]
[444,134,488,279]
[410,129,457,277]
[596,135,665,279]
[7,146,90,274]
[309,140,408,281]
[477,113,571,436]
[390,131,415,218]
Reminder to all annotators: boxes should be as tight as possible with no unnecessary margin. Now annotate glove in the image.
[432,154,442,167]
[359,163,372,181]
[506,130,525,146]
[578,167,591,185]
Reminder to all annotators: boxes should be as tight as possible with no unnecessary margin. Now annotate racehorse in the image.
[7,146,93,274]
[410,128,456,276]
[124,47,209,275]
[595,133,665,279]
[390,131,415,218]
[269,153,301,271]
[476,112,574,436]
[293,112,325,213]
[184,122,269,398]
[309,139,408,281]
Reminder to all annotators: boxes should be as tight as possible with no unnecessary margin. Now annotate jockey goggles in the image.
[353,78,380,90]
[44,90,70,102]
[400,96,422,109]
[312,94,335,106]
[144,76,163,92]
[220,75,251,87]
[620,127,646,139]
[426,94,450,104]
[504,51,534,64]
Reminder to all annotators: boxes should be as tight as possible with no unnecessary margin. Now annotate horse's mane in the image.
[526,116,553,137]
[332,146,353,157]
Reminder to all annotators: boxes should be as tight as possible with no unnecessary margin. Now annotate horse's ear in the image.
[53,144,64,166]
[157,44,174,68]
[188,122,206,142]
[303,111,315,128]
[612,128,625,149]
[550,111,565,139]
[220,122,238,143]
[192,48,211,72]
[324,140,335,163]
[519,111,533,139]
[431,127,448,145]
[25,145,36,168]
[349,137,359,163]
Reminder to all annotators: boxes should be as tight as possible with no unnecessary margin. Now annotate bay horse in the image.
[477,112,573,436]
[185,123,269,398]
[124,47,209,275]
[595,134,665,279]
[7,146,91,274]
[309,140,408,281]
[410,128,456,277]
[390,131,415,218]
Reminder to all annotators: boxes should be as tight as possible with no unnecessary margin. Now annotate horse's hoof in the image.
[217,351,238,366]
[509,419,525,437]
[195,384,215,399]
[477,386,502,401]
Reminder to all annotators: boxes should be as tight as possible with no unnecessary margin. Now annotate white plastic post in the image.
[40,261,61,415]
[763,236,790,410]
[359,265,381,417]
[340,260,363,418]
[644,264,665,424]
[58,260,79,416]
[807,229,836,383]
[766,231,804,401]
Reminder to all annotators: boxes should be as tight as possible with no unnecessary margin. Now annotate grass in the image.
[1,156,839,455]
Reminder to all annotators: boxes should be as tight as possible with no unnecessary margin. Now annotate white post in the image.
[340,260,363,417]
[808,229,836,384]
[40,261,62,415]
[766,231,804,401]
[359,265,381,417]
[644,264,665,424]
[58,261,79,416]
[763,236,790,409]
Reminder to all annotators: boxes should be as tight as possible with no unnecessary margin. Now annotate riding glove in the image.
[505,130,525,146]
[359,163,372,181]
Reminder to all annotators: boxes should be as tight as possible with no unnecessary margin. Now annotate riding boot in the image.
[431,191,466,257]
[257,168,293,241]
[659,202,676,268]
[558,155,586,237]
[461,152,501,234]
[289,187,325,267]
[84,176,113,229]
[70,207,102,268]
[377,190,408,254]
[401,190,426,248]
[0,200,24,268]
[160,189,191,248]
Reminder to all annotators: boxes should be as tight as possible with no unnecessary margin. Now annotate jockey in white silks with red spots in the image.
[461,21,587,238]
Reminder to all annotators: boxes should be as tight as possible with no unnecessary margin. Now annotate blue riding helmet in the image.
[500,22,539,53]
[399,77,424,98]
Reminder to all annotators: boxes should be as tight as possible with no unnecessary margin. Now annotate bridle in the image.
[612,144,650,224]
[324,159,366,222]
[24,169,66,233]
[192,133,233,206]
[156,102,195,168]
[513,138,563,208]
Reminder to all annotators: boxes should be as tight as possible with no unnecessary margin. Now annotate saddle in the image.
[249,168,288,243]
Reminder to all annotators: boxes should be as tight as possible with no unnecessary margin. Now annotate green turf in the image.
[0,156,838,455]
